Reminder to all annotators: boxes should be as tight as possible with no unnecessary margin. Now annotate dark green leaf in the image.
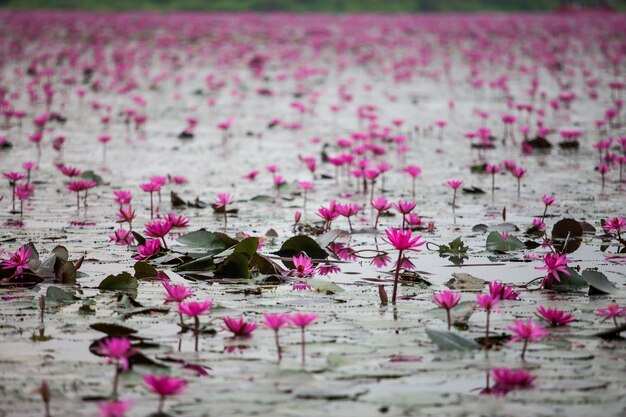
[485,231,525,252]
[80,170,104,185]
[582,270,616,294]
[215,253,250,278]
[549,267,588,292]
[133,261,158,279]
[90,323,137,336]
[98,272,138,291]
[45,286,79,304]
[274,235,328,262]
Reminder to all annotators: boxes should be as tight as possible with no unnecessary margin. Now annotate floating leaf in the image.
[581,270,615,295]
[232,237,259,261]
[45,286,79,304]
[176,229,227,253]
[425,328,480,351]
[174,255,216,273]
[249,253,284,275]
[485,231,525,252]
[51,245,69,261]
[274,235,328,265]
[133,261,157,279]
[445,273,485,290]
[549,267,588,292]
[552,218,583,253]
[438,237,470,265]
[90,322,137,336]
[98,272,138,291]
[250,195,275,202]
[309,279,345,294]
[55,260,77,284]
[215,253,250,279]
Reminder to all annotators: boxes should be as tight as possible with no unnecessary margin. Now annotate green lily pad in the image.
[98,272,138,291]
[581,270,616,294]
[485,231,525,252]
[45,286,79,305]
[133,261,158,279]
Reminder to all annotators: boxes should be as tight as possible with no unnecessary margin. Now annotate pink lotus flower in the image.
[433,290,461,329]
[264,312,290,361]
[166,213,189,228]
[393,199,416,215]
[316,264,341,275]
[214,193,233,208]
[139,182,161,193]
[134,239,161,260]
[290,312,318,366]
[222,316,257,337]
[1,245,32,276]
[488,281,519,300]
[97,337,136,371]
[145,219,172,248]
[98,400,131,417]
[290,253,315,278]
[536,253,570,286]
[178,300,213,318]
[113,190,132,206]
[596,303,626,327]
[370,254,391,268]
[244,170,259,181]
[603,217,626,236]
[337,203,361,232]
[476,293,500,345]
[162,281,194,303]
[143,374,187,414]
[383,227,425,251]
[447,179,463,189]
[536,306,574,326]
[115,207,136,229]
[508,319,548,359]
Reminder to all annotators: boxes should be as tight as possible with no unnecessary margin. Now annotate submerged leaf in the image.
[425,328,481,351]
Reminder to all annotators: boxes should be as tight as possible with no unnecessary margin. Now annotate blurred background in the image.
[0,0,623,12]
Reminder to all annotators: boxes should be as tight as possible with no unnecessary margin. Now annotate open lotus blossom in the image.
[536,306,575,326]
[214,193,233,227]
[145,219,172,248]
[383,227,426,304]
[139,182,161,218]
[491,368,536,395]
[143,374,187,414]
[97,337,137,398]
[134,239,161,260]
[433,290,461,329]
[115,206,136,230]
[179,300,213,351]
[290,253,315,278]
[371,196,392,229]
[476,293,500,345]
[222,316,257,337]
[596,304,626,328]
[488,281,520,300]
[113,190,132,207]
[263,312,291,362]
[603,217,625,238]
[166,213,189,228]
[98,400,132,417]
[1,245,32,277]
[290,312,318,366]
[541,194,557,221]
[162,281,194,304]
[536,253,570,286]
[508,319,548,359]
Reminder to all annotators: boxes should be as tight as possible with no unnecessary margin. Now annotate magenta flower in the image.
[178,300,213,318]
[393,199,416,216]
[317,263,341,275]
[447,179,463,189]
[179,300,212,351]
[370,254,391,268]
[97,337,137,397]
[3,171,27,212]
[476,293,500,345]
[290,253,315,278]
[134,239,162,260]
[115,207,136,229]
[98,400,131,417]
[336,202,361,232]
[166,213,189,228]
[541,194,557,221]
[1,245,32,277]
[139,182,160,219]
[508,319,548,359]
[603,217,626,238]
[97,337,136,371]
[371,196,392,229]
[113,190,132,206]
[536,253,570,286]
[596,304,626,327]
[145,219,172,249]
[405,165,421,199]
[263,312,290,362]
[109,228,134,246]
[214,193,233,227]
[384,227,425,304]
[383,227,425,251]
[488,281,519,300]
[290,312,318,366]
[162,281,194,303]
[433,290,461,330]
[536,306,575,326]
[143,374,187,414]
[222,316,257,337]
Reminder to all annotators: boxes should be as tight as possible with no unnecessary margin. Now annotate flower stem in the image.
[274,330,282,363]
[521,338,528,359]
[158,396,165,414]
[485,310,491,347]
[112,364,119,399]
[301,328,306,367]
[194,316,200,352]
[446,309,452,330]
[391,249,403,305]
